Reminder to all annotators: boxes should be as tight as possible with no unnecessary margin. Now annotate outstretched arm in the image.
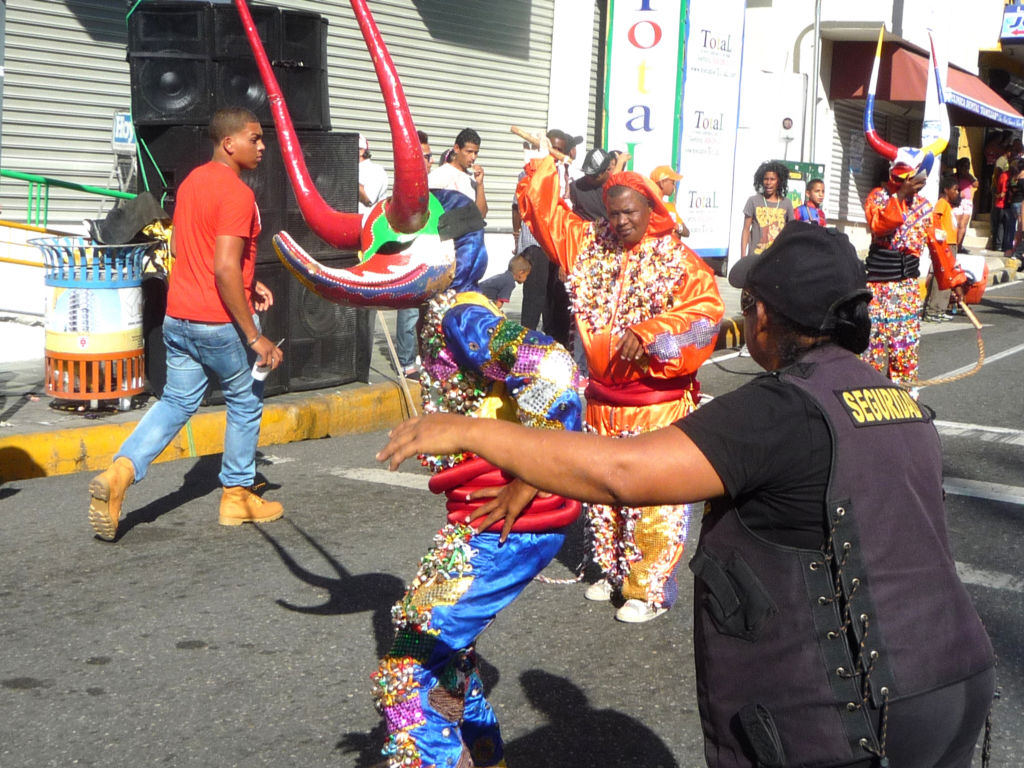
[439,300,584,537]
[378,413,725,508]
[516,155,589,273]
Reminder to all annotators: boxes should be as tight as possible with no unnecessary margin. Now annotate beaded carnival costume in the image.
[367,191,583,768]
[517,156,724,612]
[234,1,582,764]
[861,27,966,386]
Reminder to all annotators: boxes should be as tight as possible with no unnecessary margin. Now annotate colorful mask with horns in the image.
[234,4,587,763]
[233,0,459,307]
[863,26,949,183]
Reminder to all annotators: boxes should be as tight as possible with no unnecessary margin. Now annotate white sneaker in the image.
[615,599,668,623]
[584,579,614,602]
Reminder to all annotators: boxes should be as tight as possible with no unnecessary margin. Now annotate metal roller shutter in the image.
[290,0,556,231]
[1,1,132,224]
[829,99,911,224]
[2,0,558,231]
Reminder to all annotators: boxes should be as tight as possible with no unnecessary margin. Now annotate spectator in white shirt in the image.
[428,127,487,217]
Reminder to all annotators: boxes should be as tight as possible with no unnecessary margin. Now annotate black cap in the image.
[728,221,872,331]
[581,148,612,176]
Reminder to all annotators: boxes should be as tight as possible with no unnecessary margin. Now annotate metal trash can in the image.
[31,237,157,408]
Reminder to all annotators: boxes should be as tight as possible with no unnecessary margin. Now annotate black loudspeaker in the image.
[211,3,280,61]
[129,3,328,129]
[255,130,359,263]
[128,1,211,57]
[142,276,169,398]
[128,3,213,126]
[281,131,358,215]
[280,10,327,68]
[214,59,273,124]
[135,124,209,214]
[210,61,329,130]
[269,66,330,130]
[130,56,214,126]
[241,258,369,396]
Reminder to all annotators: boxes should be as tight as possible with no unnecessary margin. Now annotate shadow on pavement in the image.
[0,446,45,484]
[334,668,680,768]
[114,454,222,540]
[254,518,406,657]
[505,669,680,767]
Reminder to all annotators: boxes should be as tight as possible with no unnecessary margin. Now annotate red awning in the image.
[830,41,1023,130]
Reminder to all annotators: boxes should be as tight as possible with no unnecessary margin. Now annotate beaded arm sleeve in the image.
[439,295,582,433]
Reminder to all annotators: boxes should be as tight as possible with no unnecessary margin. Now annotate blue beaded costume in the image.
[371,190,582,768]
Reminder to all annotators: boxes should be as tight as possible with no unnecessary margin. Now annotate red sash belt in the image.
[429,456,581,533]
[585,374,698,407]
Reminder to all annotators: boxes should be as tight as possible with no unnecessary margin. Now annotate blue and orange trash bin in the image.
[30,237,158,408]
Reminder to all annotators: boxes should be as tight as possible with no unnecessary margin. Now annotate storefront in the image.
[827,38,1023,228]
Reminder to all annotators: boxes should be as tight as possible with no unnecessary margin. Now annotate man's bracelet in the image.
[247,334,260,347]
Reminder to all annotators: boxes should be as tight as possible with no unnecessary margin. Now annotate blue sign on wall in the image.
[111,111,136,155]
[1001,4,1024,43]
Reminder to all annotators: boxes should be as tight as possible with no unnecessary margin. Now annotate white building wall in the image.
[726,0,1008,265]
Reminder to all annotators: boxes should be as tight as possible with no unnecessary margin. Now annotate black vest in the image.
[690,345,993,768]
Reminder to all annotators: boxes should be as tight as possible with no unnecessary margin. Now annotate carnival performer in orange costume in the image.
[861,27,966,391]
[517,146,724,623]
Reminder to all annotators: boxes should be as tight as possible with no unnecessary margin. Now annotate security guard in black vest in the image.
[378,221,996,768]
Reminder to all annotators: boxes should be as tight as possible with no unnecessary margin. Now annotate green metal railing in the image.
[0,169,137,228]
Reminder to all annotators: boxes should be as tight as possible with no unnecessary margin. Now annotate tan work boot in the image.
[219,486,284,526]
[87,457,135,541]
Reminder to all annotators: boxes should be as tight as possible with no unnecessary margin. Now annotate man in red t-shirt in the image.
[87,108,285,541]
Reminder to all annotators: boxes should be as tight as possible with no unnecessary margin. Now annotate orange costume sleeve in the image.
[516,155,589,274]
[925,227,967,291]
[864,189,907,237]
[628,254,724,380]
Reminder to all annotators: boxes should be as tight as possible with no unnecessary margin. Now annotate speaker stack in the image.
[129,2,329,130]
[128,1,370,397]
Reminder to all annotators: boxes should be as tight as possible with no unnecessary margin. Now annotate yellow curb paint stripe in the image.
[0,381,419,483]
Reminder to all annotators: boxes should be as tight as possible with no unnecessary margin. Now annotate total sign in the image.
[604,0,746,260]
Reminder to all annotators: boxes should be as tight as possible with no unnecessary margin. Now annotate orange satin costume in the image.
[517,156,725,607]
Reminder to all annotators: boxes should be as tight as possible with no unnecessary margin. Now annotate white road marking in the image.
[943,476,1024,505]
[932,340,1024,379]
[935,420,1024,448]
[705,350,743,364]
[258,454,297,464]
[955,561,1024,594]
[980,279,1022,292]
[331,466,431,491]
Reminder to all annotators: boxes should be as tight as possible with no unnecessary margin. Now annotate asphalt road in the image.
[2,280,1023,768]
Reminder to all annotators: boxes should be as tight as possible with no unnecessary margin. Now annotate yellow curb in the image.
[0,381,419,483]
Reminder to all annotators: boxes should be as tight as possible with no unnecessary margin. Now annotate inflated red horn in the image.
[232,0,429,247]
[350,0,429,234]
[862,26,899,162]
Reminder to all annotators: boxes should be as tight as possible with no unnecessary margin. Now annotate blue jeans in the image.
[395,308,419,369]
[116,315,265,487]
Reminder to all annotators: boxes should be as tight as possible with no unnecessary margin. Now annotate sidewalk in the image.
[1,253,1013,485]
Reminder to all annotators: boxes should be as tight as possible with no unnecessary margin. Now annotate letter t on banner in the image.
[604,0,684,174]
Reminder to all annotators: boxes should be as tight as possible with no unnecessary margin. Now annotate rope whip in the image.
[909,298,985,389]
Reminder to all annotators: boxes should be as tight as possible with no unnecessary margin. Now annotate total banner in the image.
[604,0,746,260]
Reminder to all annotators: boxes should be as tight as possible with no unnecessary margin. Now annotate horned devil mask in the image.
[863,26,949,183]
[233,0,489,308]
